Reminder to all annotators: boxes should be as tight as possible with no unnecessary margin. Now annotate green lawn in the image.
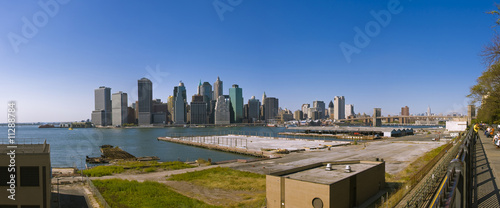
[168,167,266,207]
[83,161,193,177]
[93,179,218,208]
[168,167,265,191]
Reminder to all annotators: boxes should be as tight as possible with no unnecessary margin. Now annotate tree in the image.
[468,6,500,123]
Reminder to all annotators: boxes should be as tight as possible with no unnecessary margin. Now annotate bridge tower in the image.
[373,108,382,127]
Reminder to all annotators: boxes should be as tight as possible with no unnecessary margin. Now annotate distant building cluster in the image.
[91,77,282,126]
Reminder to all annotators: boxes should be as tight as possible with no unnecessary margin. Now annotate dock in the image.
[157,134,351,158]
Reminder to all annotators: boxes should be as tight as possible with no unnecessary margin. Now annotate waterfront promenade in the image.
[475,132,500,207]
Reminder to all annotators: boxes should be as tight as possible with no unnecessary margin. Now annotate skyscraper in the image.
[167,95,174,124]
[112,91,128,126]
[264,97,279,122]
[92,86,111,126]
[313,101,325,119]
[138,78,153,126]
[174,81,187,124]
[301,104,310,119]
[190,95,207,124]
[427,106,431,116]
[213,76,223,101]
[345,104,355,118]
[247,96,260,122]
[229,84,243,123]
[328,101,334,119]
[334,96,345,120]
[215,95,230,125]
[200,82,213,103]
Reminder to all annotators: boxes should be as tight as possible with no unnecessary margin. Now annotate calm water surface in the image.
[0,125,287,169]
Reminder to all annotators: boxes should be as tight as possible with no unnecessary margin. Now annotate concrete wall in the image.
[330,178,350,208]
[283,179,330,208]
[266,175,282,208]
[355,162,385,206]
[0,152,51,208]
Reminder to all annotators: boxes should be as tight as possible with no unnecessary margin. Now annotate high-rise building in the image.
[247,96,260,122]
[401,106,410,124]
[264,97,279,122]
[345,104,355,118]
[215,95,230,124]
[112,91,128,126]
[328,101,334,119]
[301,104,310,119]
[308,107,319,120]
[174,81,187,124]
[294,110,303,121]
[373,108,382,127]
[313,101,325,119]
[152,99,168,124]
[167,95,174,124]
[199,82,213,103]
[213,76,223,101]
[427,106,431,116]
[229,84,244,123]
[401,106,410,116]
[334,96,345,120]
[92,86,112,126]
[190,95,207,124]
[138,78,153,126]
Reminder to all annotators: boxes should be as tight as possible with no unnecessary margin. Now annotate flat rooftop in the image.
[289,126,413,133]
[0,143,50,154]
[273,161,382,185]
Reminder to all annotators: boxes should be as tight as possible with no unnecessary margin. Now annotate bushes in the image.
[82,166,124,177]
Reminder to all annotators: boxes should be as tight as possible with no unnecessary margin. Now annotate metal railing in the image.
[85,176,111,208]
[401,134,463,207]
[429,127,476,207]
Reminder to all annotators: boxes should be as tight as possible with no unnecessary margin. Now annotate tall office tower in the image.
[92,86,112,126]
[328,101,334,119]
[199,82,213,103]
[138,78,153,126]
[264,97,279,121]
[229,84,244,123]
[174,81,187,124]
[247,96,260,122]
[373,108,382,127]
[294,110,303,121]
[152,99,168,124]
[301,104,310,119]
[213,76,223,101]
[427,106,431,116]
[167,95,174,124]
[313,101,325,119]
[197,80,202,95]
[127,107,136,124]
[190,95,207,124]
[215,95,230,124]
[262,92,267,105]
[112,91,128,126]
[345,104,355,118]
[308,107,319,120]
[334,96,345,120]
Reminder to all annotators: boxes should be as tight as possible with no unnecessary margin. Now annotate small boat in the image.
[68,127,73,130]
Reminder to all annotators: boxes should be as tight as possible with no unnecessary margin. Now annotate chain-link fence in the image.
[85,176,111,208]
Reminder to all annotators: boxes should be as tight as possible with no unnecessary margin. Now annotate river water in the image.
[0,125,289,169]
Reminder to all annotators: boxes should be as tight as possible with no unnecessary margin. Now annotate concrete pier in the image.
[157,134,351,158]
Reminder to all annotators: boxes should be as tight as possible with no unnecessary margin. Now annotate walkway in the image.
[475,132,500,207]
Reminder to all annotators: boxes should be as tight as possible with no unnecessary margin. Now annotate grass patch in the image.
[168,167,266,207]
[84,161,193,177]
[168,167,265,191]
[93,179,218,208]
[82,166,124,177]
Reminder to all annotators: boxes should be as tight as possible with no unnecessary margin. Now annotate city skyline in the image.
[1,1,494,123]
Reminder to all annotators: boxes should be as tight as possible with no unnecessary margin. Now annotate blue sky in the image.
[0,0,496,122]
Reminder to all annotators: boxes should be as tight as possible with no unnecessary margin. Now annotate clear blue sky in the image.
[0,0,496,122]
